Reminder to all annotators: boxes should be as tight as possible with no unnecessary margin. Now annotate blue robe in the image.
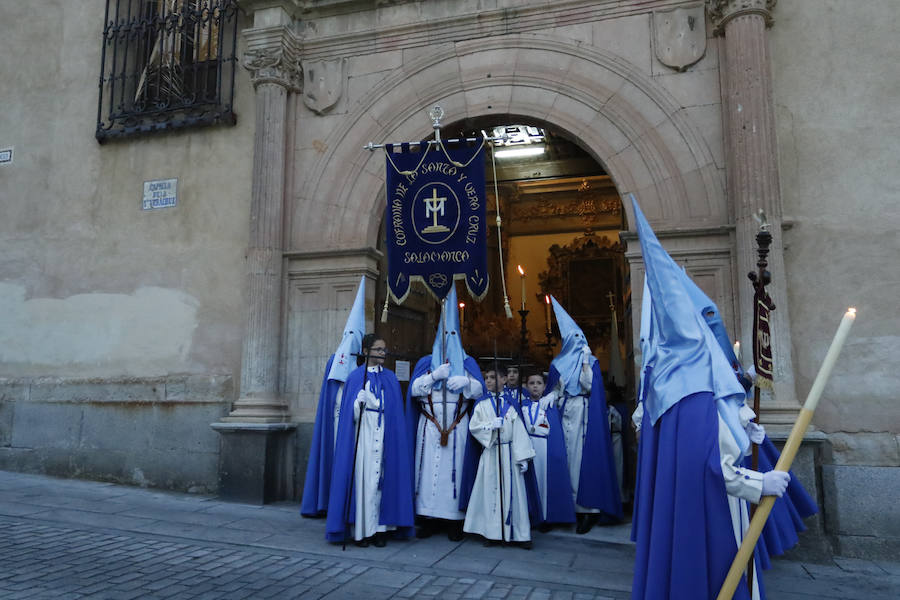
[325,365,415,542]
[300,355,345,517]
[745,436,818,569]
[546,362,622,518]
[406,355,486,512]
[632,391,756,600]
[521,395,576,524]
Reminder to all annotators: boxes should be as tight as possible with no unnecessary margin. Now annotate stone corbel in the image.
[707,0,777,35]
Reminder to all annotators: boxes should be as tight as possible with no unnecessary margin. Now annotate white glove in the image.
[447,375,469,392]
[431,362,451,381]
[538,390,558,408]
[489,417,504,430]
[518,461,528,474]
[745,422,766,445]
[356,388,378,409]
[581,346,593,365]
[761,470,790,497]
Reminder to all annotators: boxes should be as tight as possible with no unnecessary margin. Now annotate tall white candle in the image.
[803,308,856,412]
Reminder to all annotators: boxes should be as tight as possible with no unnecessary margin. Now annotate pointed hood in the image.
[430,284,467,386]
[550,296,596,396]
[678,271,741,371]
[327,276,366,383]
[631,195,749,454]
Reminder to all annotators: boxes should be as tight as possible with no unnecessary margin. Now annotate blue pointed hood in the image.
[631,195,749,454]
[430,284,466,386]
[550,295,596,397]
[327,276,366,383]
[678,271,741,372]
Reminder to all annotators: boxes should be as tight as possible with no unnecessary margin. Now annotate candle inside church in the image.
[517,265,526,310]
[803,308,856,413]
[545,295,551,333]
[458,302,465,329]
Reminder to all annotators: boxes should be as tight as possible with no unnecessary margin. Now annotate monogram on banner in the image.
[384,141,489,303]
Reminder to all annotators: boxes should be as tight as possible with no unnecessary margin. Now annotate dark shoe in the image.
[537,523,552,533]
[373,533,387,547]
[575,513,599,535]
[447,521,464,541]
[354,538,370,547]
[518,540,533,550]
[416,525,433,539]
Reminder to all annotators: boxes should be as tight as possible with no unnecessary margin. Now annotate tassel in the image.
[503,298,513,319]
[381,295,389,323]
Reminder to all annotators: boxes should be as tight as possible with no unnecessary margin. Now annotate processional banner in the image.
[384,142,489,303]
[753,287,775,389]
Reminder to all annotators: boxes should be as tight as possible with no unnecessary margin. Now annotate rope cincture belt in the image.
[424,395,468,447]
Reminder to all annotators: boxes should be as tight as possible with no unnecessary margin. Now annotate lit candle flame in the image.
[545,295,550,304]
[517,265,525,276]
[847,307,856,315]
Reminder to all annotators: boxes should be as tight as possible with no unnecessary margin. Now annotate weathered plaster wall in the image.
[771,0,900,557]
[0,1,256,490]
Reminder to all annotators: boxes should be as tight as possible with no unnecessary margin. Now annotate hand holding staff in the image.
[717,308,856,600]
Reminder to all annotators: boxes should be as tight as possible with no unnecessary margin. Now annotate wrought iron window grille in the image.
[97,0,239,142]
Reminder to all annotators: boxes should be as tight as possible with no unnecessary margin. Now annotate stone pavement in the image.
[0,470,898,599]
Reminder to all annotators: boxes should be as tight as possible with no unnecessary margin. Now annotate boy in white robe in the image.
[464,368,535,548]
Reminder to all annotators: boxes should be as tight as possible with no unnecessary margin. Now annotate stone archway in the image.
[287,34,734,419]
[293,34,726,251]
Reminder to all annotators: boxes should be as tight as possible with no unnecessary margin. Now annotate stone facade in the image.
[0,0,897,559]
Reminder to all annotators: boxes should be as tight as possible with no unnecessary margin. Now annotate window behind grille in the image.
[97,0,239,142]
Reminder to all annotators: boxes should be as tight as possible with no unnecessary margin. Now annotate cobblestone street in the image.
[1,471,898,599]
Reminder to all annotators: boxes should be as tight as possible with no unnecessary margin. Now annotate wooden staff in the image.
[492,339,506,544]
[717,308,856,600]
[746,217,775,592]
[342,346,371,551]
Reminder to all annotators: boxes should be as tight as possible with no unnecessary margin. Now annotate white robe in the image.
[555,365,600,513]
[464,396,535,542]
[522,397,552,521]
[351,371,396,541]
[719,404,765,600]
[411,372,483,520]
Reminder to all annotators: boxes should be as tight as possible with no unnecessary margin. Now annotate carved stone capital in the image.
[707,0,777,35]
[242,44,302,91]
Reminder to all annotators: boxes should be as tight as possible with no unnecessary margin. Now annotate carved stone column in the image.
[710,0,799,423]
[224,9,300,423]
[212,2,301,503]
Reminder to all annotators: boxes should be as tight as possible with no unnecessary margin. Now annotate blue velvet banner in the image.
[384,142,489,303]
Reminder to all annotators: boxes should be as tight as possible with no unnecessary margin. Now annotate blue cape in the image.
[520,393,576,524]
[546,362,622,518]
[325,365,415,542]
[631,391,757,600]
[300,354,343,517]
[406,354,486,512]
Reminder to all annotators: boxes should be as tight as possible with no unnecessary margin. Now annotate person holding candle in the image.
[630,196,789,600]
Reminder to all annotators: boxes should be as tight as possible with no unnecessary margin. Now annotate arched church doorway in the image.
[370,116,636,506]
